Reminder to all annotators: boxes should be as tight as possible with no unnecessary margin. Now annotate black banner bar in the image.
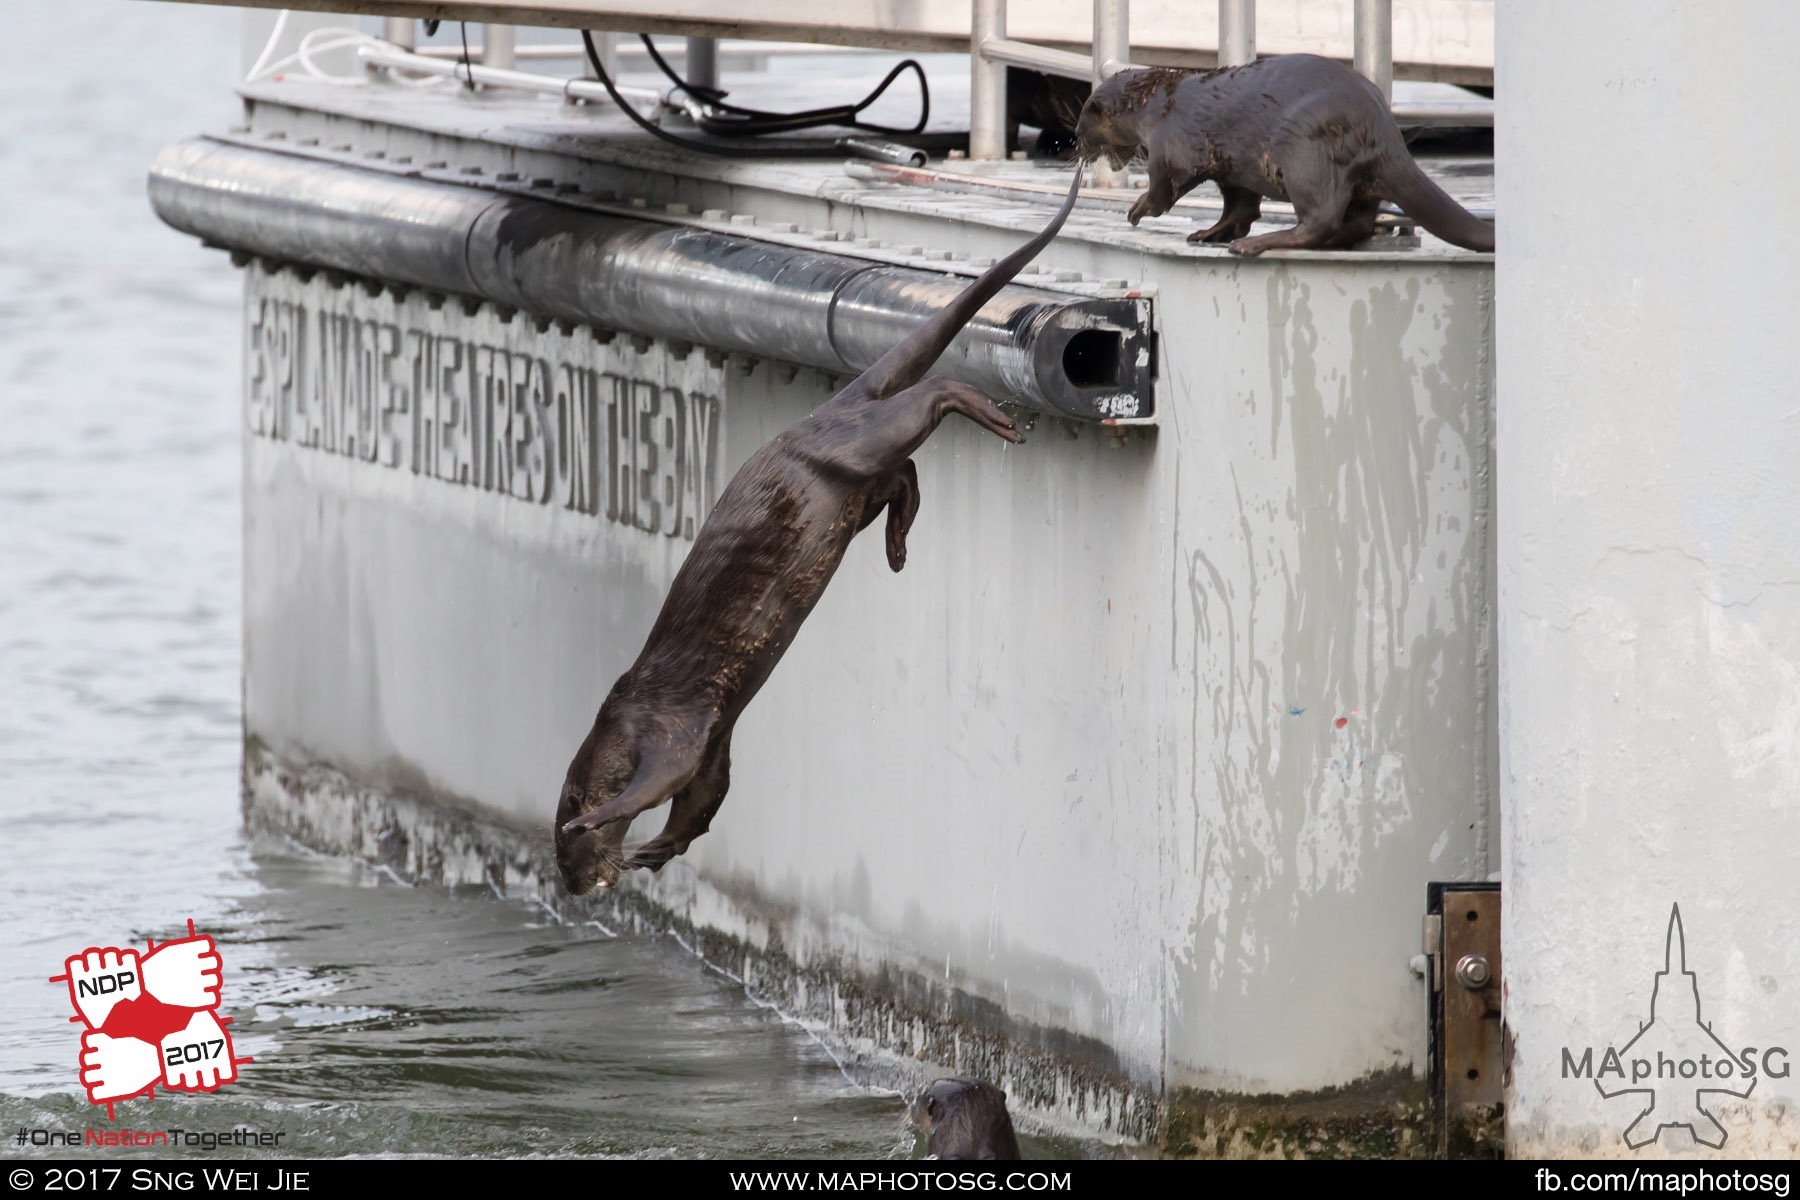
[1,1159,1796,1196]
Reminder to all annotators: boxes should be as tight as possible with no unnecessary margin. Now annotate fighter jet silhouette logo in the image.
[1596,905,1753,1149]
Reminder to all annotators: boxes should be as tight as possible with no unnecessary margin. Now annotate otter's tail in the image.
[1380,154,1494,253]
[848,168,1083,402]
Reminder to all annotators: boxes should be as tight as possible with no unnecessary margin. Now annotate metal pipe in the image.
[1219,0,1256,66]
[370,15,417,81]
[1092,0,1131,76]
[590,31,619,81]
[684,36,719,92]
[839,138,928,167]
[147,138,1152,422]
[970,0,1008,161]
[1354,0,1393,101]
[1392,101,1494,127]
[1090,0,1130,188]
[415,40,846,63]
[419,43,579,61]
[977,37,1092,81]
[359,43,662,107]
[483,23,516,71]
[381,17,414,52]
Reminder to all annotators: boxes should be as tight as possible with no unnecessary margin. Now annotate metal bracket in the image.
[1426,882,1502,1157]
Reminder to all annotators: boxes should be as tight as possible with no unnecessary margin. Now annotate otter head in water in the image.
[913,1078,1021,1160]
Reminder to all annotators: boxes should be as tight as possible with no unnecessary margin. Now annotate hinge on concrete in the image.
[1422,912,1444,992]
[1426,882,1502,1158]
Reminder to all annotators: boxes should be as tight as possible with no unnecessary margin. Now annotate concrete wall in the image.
[240,222,1495,1119]
[1498,2,1800,1158]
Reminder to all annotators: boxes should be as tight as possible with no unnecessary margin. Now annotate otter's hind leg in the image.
[626,734,732,872]
[1228,139,1357,256]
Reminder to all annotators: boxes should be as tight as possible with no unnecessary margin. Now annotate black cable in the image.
[458,22,474,92]
[637,36,726,105]
[637,34,928,138]
[580,31,853,159]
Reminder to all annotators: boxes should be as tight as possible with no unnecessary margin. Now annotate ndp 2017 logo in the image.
[48,920,250,1117]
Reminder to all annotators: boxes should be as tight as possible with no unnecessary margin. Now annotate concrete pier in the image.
[1498,2,1800,1159]
[161,69,1498,1148]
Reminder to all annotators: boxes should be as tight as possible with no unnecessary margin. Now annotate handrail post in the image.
[1354,0,1393,101]
[686,37,719,92]
[484,24,516,72]
[970,0,1008,160]
[570,31,618,104]
[1219,0,1256,66]
[370,16,416,79]
[1089,0,1129,187]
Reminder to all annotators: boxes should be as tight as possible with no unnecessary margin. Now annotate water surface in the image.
[0,0,919,1159]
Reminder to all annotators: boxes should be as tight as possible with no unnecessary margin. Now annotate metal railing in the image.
[967,0,1484,177]
[358,2,1485,165]
[969,0,1129,183]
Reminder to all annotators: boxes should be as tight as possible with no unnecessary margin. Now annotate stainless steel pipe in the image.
[970,0,1009,161]
[1355,0,1394,100]
[148,138,1152,422]
[1089,0,1131,189]
[1219,0,1256,66]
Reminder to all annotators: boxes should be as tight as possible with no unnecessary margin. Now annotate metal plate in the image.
[1430,883,1503,1156]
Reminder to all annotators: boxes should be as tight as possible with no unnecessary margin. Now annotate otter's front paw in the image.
[1127,194,1156,226]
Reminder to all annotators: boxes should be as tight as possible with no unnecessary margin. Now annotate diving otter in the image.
[913,1078,1022,1160]
[1074,54,1494,256]
[555,170,1084,893]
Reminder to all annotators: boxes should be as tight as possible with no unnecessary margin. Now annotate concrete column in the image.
[1499,2,1800,1158]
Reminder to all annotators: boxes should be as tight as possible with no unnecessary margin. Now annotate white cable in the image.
[245,26,449,88]
[243,9,290,81]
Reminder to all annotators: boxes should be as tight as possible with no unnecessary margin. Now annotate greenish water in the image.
[8,843,911,1158]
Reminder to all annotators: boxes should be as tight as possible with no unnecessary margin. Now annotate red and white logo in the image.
[49,919,251,1117]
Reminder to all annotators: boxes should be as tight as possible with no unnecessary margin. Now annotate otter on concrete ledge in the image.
[1074,53,1494,256]
[553,170,1084,895]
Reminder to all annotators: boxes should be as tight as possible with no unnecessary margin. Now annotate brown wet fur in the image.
[1073,54,1494,255]
[913,1078,1022,1160]
[554,172,1086,894]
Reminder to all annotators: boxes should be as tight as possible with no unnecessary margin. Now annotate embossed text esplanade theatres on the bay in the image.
[246,290,724,541]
